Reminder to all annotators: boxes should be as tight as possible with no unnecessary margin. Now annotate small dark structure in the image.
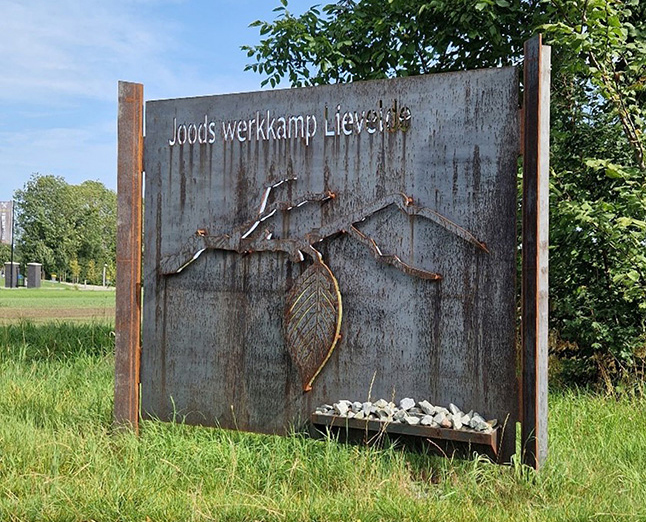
[4,262,19,288]
[27,263,42,288]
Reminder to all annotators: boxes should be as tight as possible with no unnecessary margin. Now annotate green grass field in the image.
[0,289,644,521]
[0,282,115,324]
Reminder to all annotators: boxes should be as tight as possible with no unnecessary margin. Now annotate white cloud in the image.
[0,0,301,201]
[0,0,185,103]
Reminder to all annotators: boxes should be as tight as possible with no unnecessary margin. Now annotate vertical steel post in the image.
[521,35,551,469]
[115,81,144,432]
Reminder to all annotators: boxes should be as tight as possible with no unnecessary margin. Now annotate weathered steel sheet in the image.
[142,68,519,459]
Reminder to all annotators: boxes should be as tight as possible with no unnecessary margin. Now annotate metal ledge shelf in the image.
[311,413,499,456]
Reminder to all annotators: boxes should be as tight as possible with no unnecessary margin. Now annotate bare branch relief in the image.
[159,180,488,277]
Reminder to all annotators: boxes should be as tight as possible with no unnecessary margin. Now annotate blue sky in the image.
[0,0,313,202]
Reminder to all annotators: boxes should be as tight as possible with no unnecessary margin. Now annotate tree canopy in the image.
[13,174,116,285]
[244,0,541,86]
[245,0,646,385]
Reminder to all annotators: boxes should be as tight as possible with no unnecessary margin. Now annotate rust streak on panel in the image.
[114,81,144,433]
[519,108,525,156]
[521,36,550,470]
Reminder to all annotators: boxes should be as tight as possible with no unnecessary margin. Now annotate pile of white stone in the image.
[315,398,497,433]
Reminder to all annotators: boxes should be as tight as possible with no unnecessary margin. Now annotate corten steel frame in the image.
[114,39,550,468]
[521,35,550,469]
[114,81,143,433]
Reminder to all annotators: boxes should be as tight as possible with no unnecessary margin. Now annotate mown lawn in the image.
[0,283,115,324]
[0,321,645,521]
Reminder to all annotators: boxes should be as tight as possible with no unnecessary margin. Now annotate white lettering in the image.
[306,115,317,145]
[256,111,266,140]
[167,99,407,148]
[208,122,216,143]
[198,115,208,144]
[324,106,335,137]
[276,117,286,140]
[248,118,255,141]
[266,112,276,140]
[188,124,197,144]
[169,117,177,146]
[366,110,378,134]
[236,121,248,142]
[342,112,353,136]
[222,121,236,141]
[288,115,305,139]
[177,124,187,145]
[353,111,366,134]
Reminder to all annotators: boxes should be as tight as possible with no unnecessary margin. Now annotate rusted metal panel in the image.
[114,81,143,432]
[142,68,520,460]
[521,36,551,469]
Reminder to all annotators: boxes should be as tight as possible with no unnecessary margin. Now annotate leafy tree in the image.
[85,259,98,285]
[0,243,12,264]
[545,0,645,169]
[105,262,116,287]
[246,0,540,86]
[14,174,78,278]
[245,0,646,385]
[14,174,117,282]
[69,257,81,284]
[72,180,117,281]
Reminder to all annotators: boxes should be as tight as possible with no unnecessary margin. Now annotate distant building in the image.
[0,201,12,245]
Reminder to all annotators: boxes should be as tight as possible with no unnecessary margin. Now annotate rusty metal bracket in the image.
[347,225,441,281]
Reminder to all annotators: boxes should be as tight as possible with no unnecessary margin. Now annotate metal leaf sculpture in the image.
[285,250,342,392]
